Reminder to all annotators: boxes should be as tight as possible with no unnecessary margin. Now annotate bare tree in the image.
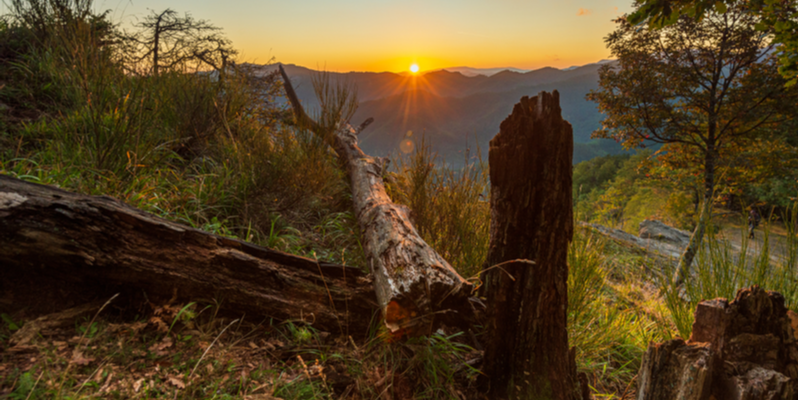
[121,9,237,75]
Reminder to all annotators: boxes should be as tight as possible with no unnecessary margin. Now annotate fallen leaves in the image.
[133,377,145,393]
[167,376,186,389]
[70,350,94,366]
[148,336,173,356]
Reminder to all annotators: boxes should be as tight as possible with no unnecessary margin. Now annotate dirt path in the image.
[714,212,793,265]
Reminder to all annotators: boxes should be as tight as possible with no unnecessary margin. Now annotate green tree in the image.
[121,9,236,76]
[628,0,797,86]
[587,5,795,284]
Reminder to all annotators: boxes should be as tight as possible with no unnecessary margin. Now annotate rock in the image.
[638,286,798,400]
[639,219,692,247]
[579,221,685,260]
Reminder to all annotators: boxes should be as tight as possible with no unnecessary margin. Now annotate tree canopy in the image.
[588,4,796,283]
[588,8,794,200]
[628,0,798,85]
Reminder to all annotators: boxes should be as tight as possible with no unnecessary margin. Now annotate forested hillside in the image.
[263,63,622,165]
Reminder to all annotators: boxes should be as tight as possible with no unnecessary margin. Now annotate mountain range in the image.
[256,60,625,166]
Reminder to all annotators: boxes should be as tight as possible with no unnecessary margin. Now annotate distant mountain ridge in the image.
[256,60,623,165]
[441,66,530,77]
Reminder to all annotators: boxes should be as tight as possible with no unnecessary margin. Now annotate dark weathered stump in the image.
[637,286,798,400]
[0,175,378,336]
[480,91,582,399]
[636,339,713,400]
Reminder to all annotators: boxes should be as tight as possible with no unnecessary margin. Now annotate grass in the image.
[1,296,483,399]
[385,137,490,278]
[657,206,798,339]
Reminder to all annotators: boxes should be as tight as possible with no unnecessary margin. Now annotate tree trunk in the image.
[673,198,711,286]
[674,136,716,286]
[152,11,162,76]
[480,91,581,399]
[278,66,473,338]
[0,175,377,336]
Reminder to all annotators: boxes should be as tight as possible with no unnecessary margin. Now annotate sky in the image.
[3,0,634,73]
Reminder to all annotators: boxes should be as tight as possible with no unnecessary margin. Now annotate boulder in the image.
[639,219,692,247]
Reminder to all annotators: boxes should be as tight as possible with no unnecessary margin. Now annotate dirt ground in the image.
[714,211,794,264]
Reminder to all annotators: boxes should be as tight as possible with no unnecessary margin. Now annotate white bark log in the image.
[279,66,473,337]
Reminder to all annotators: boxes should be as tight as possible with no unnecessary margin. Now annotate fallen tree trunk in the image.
[279,66,473,337]
[0,175,377,336]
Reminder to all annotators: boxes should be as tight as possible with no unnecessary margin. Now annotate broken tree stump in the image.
[480,91,584,399]
[279,66,473,337]
[637,286,798,400]
[0,175,377,336]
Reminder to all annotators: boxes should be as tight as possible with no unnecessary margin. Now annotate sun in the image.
[409,64,419,73]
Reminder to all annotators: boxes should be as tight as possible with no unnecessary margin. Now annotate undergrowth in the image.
[658,206,799,339]
[0,0,362,267]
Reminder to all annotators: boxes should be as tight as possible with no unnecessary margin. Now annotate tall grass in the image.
[0,0,362,266]
[659,204,798,339]
[385,137,490,277]
[567,229,662,395]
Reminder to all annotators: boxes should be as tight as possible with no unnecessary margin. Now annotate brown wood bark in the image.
[0,175,377,336]
[673,198,710,286]
[637,286,797,400]
[636,339,714,400]
[481,91,581,399]
[278,66,473,338]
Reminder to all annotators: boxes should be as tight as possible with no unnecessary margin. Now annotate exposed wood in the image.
[480,91,583,399]
[637,286,797,400]
[0,175,377,336]
[279,65,473,338]
[636,339,713,400]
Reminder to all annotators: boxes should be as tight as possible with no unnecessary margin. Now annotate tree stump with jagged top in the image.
[480,91,585,399]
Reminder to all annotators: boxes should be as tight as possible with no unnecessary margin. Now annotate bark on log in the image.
[637,286,798,400]
[278,66,473,337]
[0,175,378,336]
[480,91,583,399]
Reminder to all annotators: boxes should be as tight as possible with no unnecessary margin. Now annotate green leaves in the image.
[628,0,797,86]
[1,313,20,331]
[589,5,795,221]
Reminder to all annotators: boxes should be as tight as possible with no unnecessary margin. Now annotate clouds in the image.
[577,8,590,16]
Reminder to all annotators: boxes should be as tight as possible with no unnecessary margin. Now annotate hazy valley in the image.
[260,61,622,165]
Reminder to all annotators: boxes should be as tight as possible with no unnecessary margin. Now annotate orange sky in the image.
[53,0,633,72]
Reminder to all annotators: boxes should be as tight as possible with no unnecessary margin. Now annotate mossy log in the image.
[0,175,377,336]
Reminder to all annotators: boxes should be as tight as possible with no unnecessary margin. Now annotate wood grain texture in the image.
[0,175,377,336]
[480,91,582,399]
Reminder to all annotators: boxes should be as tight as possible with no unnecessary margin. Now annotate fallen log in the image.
[0,175,377,336]
[278,65,473,337]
